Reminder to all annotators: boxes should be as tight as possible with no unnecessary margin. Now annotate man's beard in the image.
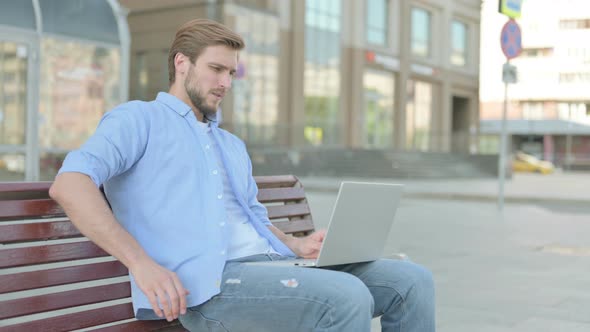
[185,71,217,121]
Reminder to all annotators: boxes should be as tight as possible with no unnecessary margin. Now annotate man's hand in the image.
[129,257,189,321]
[290,229,327,258]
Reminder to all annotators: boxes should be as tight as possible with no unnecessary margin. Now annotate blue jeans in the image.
[179,254,435,332]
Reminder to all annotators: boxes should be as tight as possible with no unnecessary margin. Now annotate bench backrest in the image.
[0,175,314,331]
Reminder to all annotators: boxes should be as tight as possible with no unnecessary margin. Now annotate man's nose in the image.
[219,73,232,89]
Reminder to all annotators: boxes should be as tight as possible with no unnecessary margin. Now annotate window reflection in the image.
[305,0,342,146]
[0,153,25,181]
[363,70,395,147]
[406,80,432,151]
[411,7,431,58]
[451,20,467,66]
[231,7,280,146]
[366,0,388,46]
[38,38,120,180]
[0,42,27,145]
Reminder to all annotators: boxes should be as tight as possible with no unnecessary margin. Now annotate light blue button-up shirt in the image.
[203,124,279,260]
[58,92,293,317]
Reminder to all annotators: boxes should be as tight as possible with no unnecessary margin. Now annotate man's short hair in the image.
[167,19,245,84]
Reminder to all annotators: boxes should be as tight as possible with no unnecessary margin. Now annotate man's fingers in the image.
[172,275,188,315]
[312,241,322,251]
[310,229,326,242]
[147,292,163,318]
[164,280,181,320]
[155,288,173,321]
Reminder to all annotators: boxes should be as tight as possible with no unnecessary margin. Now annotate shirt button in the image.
[217,194,223,199]
[220,250,226,255]
[219,222,226,227]
[212,170,218,175]
[205,144,210,149]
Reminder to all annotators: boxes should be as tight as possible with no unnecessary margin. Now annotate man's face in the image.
[183,45,237,119]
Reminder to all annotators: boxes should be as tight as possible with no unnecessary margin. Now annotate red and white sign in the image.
[500,19,522,60]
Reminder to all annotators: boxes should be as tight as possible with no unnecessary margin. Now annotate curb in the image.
[302,184,590,206]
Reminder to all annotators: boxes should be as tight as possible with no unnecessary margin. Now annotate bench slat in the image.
[0,282,131,319]
[0,182,52,193]
[0,260,127,294]
[266,203,311,219]
[0,198,65,220]
[257,187,306,203]
[0,302,135,332]
[0,241,109,268]
[0,220,82,243]
[253,175,298,188]
[93,320,187,332]
[272,218,315,235]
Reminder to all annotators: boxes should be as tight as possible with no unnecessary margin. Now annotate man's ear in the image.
[174,52,189,78]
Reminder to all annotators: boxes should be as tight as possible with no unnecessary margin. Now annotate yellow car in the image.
[512,152,555,174]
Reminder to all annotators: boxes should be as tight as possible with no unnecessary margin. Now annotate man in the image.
[50,19,435,331]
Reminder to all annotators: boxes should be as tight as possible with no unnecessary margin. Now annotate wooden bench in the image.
[0,175,315,332]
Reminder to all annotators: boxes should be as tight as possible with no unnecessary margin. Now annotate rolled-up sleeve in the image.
[58,105,149,187]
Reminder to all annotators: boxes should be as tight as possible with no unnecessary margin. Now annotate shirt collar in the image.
[156,92,192,117]
[196,120,210,132]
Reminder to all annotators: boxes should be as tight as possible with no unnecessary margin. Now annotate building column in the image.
[395,0,411,150]
[341,0,365,148]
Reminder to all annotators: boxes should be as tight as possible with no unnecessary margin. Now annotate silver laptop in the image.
[248,181,403,267]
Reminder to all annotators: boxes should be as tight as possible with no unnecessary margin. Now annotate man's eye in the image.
[211,67,221,72]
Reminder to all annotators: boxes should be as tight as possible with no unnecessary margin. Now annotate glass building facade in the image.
[120,0,479,154]
[411,7,431,58]
[406,80,433,151]
[304,0,342,146]
[0,0,129,181]
[366,0,389,46]
[0,0,480,182]
[363,69,395,148]
[231,6,280,146]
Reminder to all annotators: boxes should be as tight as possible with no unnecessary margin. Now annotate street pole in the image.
[498,16,522,212]
[498,64,509,211]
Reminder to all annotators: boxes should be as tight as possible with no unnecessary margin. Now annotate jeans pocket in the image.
[182,308,228,332]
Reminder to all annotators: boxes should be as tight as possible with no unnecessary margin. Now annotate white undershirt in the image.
[200,122,278,260]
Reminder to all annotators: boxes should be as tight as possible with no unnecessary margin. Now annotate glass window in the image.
[559,19,590,30]
[558,103,588,121]
[523,47,553,58]
[38,38,120,180]
[406,80,432,151]
[133,52,149,101]
[411,7,431,58]
[0,42,28,145]
[0,153,25,181]
[363,69,395,148]
[130,49,168,102]
[231,7,281,146]
[366,0,388,46]
[305,0,342,146]
[451,20,467,66]
[522,102,544,120]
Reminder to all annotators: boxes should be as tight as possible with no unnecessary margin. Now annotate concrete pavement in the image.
[303,172,590,332]
[300,171,590,205]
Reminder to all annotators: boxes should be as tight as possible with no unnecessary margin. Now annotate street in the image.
[306,192,590,332]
